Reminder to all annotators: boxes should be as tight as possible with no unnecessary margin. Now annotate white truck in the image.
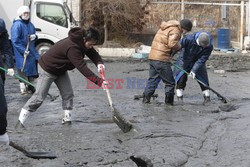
[0,0,77,55]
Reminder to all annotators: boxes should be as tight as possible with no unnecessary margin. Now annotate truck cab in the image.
[32,0,77,55]
[0,0,77,55]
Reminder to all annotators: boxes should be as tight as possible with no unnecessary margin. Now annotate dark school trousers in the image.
[0,77,7,135]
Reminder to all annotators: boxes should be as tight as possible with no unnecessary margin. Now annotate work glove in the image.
[29,34,37,41]
[97,64,105,73]
[189,71,196,79]
[7,68,14,76]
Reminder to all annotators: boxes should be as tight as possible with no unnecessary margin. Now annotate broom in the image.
[99,66,133,133]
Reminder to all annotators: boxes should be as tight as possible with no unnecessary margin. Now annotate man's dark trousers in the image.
[143,60,175,97]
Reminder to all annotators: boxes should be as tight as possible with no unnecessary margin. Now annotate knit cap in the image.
[17,6,30,16]
[180,19,193,31]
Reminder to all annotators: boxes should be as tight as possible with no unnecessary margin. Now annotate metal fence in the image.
[148,0,250,50]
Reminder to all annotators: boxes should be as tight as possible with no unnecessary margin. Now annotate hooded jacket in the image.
[39,27,104,86]
[149,20,182,62]
[0,18,14,69]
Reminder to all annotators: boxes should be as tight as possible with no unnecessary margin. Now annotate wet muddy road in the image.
[1,54,250,167]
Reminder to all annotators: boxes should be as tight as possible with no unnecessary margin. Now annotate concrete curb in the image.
[96,48,136,57]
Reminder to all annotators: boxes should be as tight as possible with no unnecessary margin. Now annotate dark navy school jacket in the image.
[174,32,213,85]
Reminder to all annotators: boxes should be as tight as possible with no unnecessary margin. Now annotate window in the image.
[36,3,68,28]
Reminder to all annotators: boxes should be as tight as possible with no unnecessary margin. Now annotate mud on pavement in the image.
[1,54,250,167]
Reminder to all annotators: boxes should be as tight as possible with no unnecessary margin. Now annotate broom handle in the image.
[0,67,35,87]
[99,66,114,108]
[105,87,114,108]
[0,67,58,101]
[21,37,31,72]
[9,141,29,155]
[172,63,227,103]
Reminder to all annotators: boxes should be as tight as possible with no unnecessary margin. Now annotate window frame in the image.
[36,2,68,28]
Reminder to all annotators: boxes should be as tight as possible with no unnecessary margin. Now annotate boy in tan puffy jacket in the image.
[143,19,192,105]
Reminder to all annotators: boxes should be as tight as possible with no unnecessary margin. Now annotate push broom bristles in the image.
[111,107,133,133]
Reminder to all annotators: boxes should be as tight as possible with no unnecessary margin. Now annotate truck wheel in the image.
[36,42,53,56]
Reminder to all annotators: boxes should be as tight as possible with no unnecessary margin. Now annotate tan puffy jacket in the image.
[149,20,182,62]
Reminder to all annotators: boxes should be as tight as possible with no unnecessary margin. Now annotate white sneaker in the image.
[62,119,71,125]
[0,133,9,145]
[18,108,30,125]
[62,110,72,125]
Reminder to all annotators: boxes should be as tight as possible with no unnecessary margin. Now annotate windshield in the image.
[37,3,68,28]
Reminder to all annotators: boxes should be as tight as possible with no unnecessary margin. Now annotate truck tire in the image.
[36,42,53,56]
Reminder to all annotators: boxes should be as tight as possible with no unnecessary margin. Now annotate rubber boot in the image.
[62,110,72,125]
[176,89,183,102]
[203,90,211,105]
[142,93,151,104]
[27,78,36,94]
[15,108,30,130]
[20,83,27,95]
[165,94,174,106]
[203,96,211,105]
[27,85,36,94]
[0,133,9,145]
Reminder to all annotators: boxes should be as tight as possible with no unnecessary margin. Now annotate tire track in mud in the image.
[184,99,248,167]
[184,118,227,166]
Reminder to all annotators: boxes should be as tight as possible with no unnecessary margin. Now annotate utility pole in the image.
[248,0,250,37]
[181,0,184,19]
[240,1,244,50]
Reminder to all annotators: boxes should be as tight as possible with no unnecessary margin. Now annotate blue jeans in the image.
[0,77,7,135]
[143,60,175,97]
